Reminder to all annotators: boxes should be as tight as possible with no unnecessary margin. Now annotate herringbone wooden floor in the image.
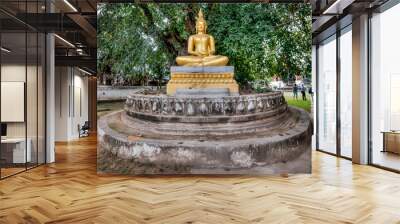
[1,135,400,224]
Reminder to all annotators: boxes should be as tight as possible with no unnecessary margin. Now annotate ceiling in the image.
[311,0,391,43]
[0,0,97,74]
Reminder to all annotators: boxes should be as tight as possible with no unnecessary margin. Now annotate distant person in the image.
[293,84,298,100]
[301,84,306,101]
[308,87,314,101]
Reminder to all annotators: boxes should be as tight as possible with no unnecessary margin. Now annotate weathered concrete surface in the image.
[97,106,312,175]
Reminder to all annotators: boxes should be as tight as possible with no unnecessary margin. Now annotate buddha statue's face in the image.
[196,21,206,34]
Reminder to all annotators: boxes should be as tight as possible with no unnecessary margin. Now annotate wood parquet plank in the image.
[0,135,400,224]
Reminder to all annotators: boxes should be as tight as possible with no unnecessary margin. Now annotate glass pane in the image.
[340,28,352,158]
[1,31,27,177]
[27,31,38,169]
[38,33,45,165]
[317,35,337,154]
[312,45,317,150]
[371,4,400,171]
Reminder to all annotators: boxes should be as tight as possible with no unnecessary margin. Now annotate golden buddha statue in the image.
[176,10,229,66]
[167,9,238,95]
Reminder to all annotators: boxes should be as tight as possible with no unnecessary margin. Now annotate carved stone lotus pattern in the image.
[125,92,285,117]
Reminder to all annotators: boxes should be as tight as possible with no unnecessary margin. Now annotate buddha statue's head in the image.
[196,9,207,34]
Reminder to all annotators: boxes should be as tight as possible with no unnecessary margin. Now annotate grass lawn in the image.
[283,92,312,113]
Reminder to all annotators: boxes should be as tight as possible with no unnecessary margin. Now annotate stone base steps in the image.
[97,106,312,175]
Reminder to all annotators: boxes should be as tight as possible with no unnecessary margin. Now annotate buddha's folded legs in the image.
[176,56,203,66]
[176,55,229,66]
[202,55,229,66]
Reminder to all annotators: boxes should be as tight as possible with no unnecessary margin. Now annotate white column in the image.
[352,14,369,164]
[46,33,55,163]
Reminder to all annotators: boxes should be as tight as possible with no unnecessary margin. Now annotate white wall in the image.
[71,73,89,138]
[54,67,89,141]
[55,66,69,141]
[0,65,43,138]
[1,65,26,139]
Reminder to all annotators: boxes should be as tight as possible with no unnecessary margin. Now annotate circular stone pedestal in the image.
[98,92,312,175]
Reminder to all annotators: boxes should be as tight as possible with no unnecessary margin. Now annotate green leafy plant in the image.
[97,3,312,86]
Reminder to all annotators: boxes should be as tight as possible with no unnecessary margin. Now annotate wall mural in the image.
[97,3,312,175]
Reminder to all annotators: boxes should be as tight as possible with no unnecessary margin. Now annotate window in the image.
[370,3,400,171]
[0,2,46,179]
[340,26,352,158]
[317,35,337,154]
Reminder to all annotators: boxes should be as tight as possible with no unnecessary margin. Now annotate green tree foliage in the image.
[98,3,311,86]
